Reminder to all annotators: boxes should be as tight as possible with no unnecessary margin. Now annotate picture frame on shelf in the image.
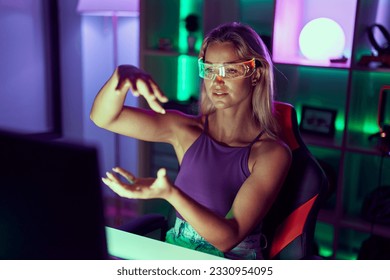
[300,105,337,137]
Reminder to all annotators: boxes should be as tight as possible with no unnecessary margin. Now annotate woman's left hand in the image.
[102,167,173,200]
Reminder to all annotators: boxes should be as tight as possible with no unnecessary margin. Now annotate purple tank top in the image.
[174,118,264,219]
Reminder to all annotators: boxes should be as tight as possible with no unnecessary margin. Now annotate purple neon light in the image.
[273,0,357,67]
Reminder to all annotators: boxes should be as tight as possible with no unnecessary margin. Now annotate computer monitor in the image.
[0,130,108,259]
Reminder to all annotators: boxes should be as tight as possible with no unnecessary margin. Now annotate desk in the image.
[106,227,225,260]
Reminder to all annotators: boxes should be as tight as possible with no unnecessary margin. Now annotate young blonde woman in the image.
[91,22,291,259]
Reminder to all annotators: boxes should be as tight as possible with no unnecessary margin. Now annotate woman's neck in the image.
[207,110,260,146]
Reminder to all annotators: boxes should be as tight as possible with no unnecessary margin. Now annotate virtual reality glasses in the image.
[198,58,258,80]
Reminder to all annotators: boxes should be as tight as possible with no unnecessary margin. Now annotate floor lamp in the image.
[77,0,139,226]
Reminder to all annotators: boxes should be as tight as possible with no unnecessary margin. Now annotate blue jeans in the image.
[165,218,265,260]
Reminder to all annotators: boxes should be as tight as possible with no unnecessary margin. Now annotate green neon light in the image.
[336,251,357,260]
[335,117,345,131]
[177,55,190,101]
[296,67,348,132]
[296,107,302,124]
[315,221,334,258]
[179,0,202,53]
[361,122,379,134]
[179,2,191,53]
[318,246,333,258]
[348,71,390,134]
[177,55,199,101]
[176,0,202,101]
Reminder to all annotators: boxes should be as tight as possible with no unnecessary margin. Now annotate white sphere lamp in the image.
[299,18,346,60]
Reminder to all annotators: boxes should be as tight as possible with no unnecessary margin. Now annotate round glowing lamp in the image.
[299,18,346,60]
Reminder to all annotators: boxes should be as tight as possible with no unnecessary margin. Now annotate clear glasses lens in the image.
[198,58,256,80]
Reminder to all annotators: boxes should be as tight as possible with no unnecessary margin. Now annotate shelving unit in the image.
[271,0,390,259]
[138,0,390,259]
[137,0,204,217]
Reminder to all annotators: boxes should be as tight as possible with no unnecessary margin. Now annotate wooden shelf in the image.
[143,49,199,57]
[340,215,390,238]
[302,131,343,150]
[318,210,390,241]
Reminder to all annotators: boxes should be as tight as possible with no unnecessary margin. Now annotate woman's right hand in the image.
[102,167,174,200]
[116,65,168,114]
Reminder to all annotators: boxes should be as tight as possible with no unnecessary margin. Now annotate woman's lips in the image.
[213,92,227,97]
[212,91,228,97]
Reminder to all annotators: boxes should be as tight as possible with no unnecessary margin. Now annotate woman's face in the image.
[203,41,254,111]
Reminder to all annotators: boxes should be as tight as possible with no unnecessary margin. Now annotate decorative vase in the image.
[187,34,196,54]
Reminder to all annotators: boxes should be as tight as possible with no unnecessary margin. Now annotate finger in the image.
[112,167,136,184]
[136,79,154,97]
[150,81,168,103]
[137,81,165,108]
[104,179,126,197]
[102,177,138,198]
[154,168,168,187]
[131,90,140,97]
[136,80,166,114]
[102,177,121,193]
[157,168,167,178]
[115,78,133,92]
[147,98,166,114]
[101,177,111,186]
[112,167,135,179]
[129,78,138,92]
[142,77,155,94]
[105,172,120,183]
[125,80,140,97]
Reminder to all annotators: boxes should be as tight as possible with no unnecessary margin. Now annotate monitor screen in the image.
[0,130,108,259]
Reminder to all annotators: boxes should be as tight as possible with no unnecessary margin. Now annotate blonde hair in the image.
[198,22,279,140]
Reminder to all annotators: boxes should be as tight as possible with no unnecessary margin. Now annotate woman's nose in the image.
[213,75,225,84]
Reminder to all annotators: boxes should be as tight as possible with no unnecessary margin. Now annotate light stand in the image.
[77,0,139,226]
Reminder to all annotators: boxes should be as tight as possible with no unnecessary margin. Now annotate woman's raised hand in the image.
[102,167,173,200]
[116,65,168,114]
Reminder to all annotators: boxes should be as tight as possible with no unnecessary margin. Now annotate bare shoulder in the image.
[163,109,204,148]
[164,109,203,130]
[249,137,292,172]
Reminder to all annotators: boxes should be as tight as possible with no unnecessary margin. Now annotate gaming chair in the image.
[261,101,329,259]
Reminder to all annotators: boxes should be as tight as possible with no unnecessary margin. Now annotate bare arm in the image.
[103,140,291,252]
[169,141,292,251]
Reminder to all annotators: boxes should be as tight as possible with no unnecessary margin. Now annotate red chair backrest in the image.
[262,101,328,259]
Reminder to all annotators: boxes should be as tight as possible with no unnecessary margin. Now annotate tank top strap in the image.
[249,130,265,146]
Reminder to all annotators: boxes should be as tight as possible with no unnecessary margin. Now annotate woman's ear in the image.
[251,70,261,86]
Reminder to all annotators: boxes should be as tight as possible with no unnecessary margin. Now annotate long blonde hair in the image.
[199,22,279,140]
